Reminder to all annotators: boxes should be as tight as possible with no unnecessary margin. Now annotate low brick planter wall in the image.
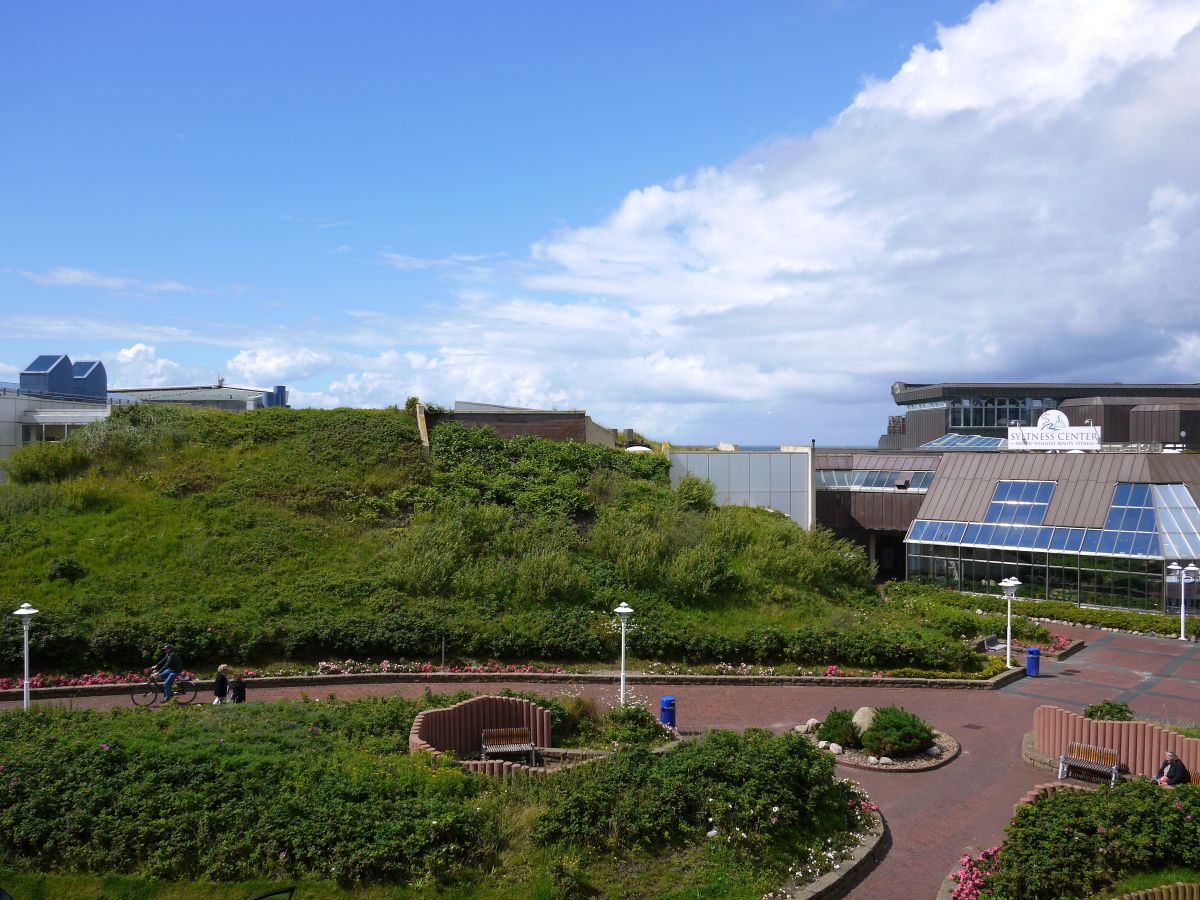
[0,664,1026,704]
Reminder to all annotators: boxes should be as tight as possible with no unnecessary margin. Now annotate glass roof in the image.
[906,481,1200,561]
[920,434,1007,450]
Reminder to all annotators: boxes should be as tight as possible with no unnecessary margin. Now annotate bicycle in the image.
[131,672,198,706]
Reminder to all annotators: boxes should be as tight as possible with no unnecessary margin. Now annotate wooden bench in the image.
[482,727,535,766]
[1058,741,1120,786]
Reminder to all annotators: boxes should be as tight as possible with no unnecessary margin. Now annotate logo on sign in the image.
[1037,410,1070,432]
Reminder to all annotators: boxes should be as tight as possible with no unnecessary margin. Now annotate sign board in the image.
[1007,410,1101,450]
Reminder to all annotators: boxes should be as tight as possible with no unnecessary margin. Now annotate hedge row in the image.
[885,582,1182,637]
[0,605,981,674]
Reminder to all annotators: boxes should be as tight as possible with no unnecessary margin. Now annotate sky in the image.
[2,0,1199,446]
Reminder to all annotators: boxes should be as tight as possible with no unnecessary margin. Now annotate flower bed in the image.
[949,846,1002,900]
[0,670,194,690]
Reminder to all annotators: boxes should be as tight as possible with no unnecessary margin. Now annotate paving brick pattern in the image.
[3,626,1197,899]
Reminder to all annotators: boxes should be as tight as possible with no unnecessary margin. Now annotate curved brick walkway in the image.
[3,624,1197,899]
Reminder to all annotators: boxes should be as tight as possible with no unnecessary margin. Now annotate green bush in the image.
[988,780,1200,899]
[0,696,870,893]
[533,728,849,854]
[817,709,860,748]
[2,442,89,483]
[1083,699,1134,721]
[860,706,934,757]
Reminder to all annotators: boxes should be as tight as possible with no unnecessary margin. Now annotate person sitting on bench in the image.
[1154,750,1189,786]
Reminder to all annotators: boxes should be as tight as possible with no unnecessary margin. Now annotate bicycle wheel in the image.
[170,678,198,705]
[131,683,159,706]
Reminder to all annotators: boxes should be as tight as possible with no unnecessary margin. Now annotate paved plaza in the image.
[3,624,1197,899]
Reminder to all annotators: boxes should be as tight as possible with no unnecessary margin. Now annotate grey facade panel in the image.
[670,449,814,528]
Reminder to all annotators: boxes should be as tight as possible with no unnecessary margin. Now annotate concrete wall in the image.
[669,448,814,527]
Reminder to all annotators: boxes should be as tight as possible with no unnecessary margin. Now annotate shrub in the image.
[46,557,87,583]
[860,706,934,757]
[1083,699,1134,721]
[2,442,89,483]
[817,709,860,748]
[988,780,1200,899]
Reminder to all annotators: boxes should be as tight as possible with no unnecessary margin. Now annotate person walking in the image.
[229,672,246,704]
[212,664,230,705]
[151,643,183,702]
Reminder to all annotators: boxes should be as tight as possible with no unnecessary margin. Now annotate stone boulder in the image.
[817,740,829,750]
[828,742,844,755]
[926,745,943,757]
[879,756,894,765]
[852,706,876,734]
[867,755,880,765]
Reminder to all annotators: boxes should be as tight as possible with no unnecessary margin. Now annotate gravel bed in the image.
[802,729,960,772]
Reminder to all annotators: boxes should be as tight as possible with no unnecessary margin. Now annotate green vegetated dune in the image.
[1,404,992,673]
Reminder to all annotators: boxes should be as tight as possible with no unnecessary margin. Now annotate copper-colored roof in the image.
[916,452,1200,527]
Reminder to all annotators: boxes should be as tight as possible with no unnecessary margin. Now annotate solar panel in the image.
[22,354,64,374]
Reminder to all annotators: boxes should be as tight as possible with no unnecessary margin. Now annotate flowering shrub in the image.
[951,846,1001,900]
[312,659,565,676]
[1011,633,1071,653]
[988,780,1200,899]
[0,670,190,690]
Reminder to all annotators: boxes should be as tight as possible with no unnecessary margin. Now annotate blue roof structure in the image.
[22,354,66,374]
[72,360,102,377]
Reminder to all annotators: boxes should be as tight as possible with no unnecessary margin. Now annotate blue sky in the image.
[3,1,1198,445]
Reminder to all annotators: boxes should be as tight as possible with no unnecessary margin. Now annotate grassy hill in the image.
[0,405,993,674]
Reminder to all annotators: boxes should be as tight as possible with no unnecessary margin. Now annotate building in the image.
[422,401,621,448]
[669,446,815,528]
[1,354,119,477]
[903,452,1200,613]
[111,384,289,412]
[881,381,1200,450]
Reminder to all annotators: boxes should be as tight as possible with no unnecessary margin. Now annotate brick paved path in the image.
[3,625,1197,899]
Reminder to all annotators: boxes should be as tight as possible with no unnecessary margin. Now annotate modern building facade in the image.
[669,446,814,528]
[111,384,288,412]
[904,453,1200,613]
[881,381,1200,450]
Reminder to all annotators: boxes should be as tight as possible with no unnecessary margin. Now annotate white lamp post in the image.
[12,603,39,710]
[1000,578,1021,669]
[1171,562,1199,642]
[614,602,633,707]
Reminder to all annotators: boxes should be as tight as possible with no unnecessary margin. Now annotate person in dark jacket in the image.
[151,643,184,701]
[212,664,230,705]
[229,672,246,704]
[1155,750,1190,786]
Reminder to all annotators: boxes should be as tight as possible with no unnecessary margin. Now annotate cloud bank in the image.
[282,0,1199,442]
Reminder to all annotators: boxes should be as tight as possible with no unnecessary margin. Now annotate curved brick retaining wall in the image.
[1033,705,1200,779]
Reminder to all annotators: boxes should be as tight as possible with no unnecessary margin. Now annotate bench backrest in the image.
[1065,741,1119,766]
[483,727,532,747]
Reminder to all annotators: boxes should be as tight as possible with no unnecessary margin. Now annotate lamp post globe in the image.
[12,603,39,711]
[999,578,1021,669]
[614,602,633,707]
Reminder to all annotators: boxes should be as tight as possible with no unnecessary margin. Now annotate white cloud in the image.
[226,346,335,385]
[18,266,203,294]
[195,0,1200,444]
[457,0,1200,439]
[109,343,183,388]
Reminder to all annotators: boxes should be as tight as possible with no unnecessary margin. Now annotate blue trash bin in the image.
[1026,646,1040,677]
[659,695,677,728]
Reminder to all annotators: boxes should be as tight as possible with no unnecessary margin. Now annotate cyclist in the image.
[151,643,184,702]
